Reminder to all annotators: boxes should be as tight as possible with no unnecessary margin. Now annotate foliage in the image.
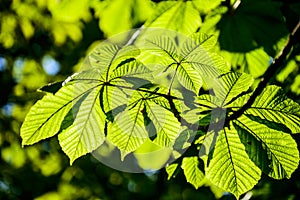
[1,0,300,199]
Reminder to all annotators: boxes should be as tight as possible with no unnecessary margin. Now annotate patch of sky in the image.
[12,57,25,83]
[0,57,7,71]
[42,55,60,76]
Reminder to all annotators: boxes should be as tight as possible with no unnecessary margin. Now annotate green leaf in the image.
[229,86,300,133]
[110,58,152,81]
[291,74,300,95]
[141,34,205,94]
[142,34,180,65]
[206,125,261,199]
[58,84,106,165]
[176,62,203,93]
[195,72,251,110]
[201,77,300,197]
[247,89,300,133]
[138,31,230,94]
[215,72,254,107]
[191,0,222,14]
[172,129,197,159]
[276,59,298,83]
[100,58,152,114]
[220,48,270,78]
[233,116,299,179]
[180,32,217,56]
[87,42,140,78]
[21,82,99,146]
[166,163,179,180]
[181,156,205,189]
[198,130,218,158]
[92,0,154,36]
[144,1,201,35]
[108,99,148,158]
[145,101,180,147]
[217,0,288,55]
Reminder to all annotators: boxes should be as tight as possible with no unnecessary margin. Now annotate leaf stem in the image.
[226,21,300,124]
[107,82,211,109]
[107,82,205,129]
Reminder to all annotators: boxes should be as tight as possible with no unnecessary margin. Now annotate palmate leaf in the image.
[141,34,203,93]
[58,84,106,165]
[144,1,201,35]
[196,72,300,198]
[140,32,229,94]
[21,50,153,163]
[181,156,206,189]
[21,82,100,146]
[108,87,181,158]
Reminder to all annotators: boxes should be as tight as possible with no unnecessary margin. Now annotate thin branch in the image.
[225,21,300,125]
[107,82,212,109]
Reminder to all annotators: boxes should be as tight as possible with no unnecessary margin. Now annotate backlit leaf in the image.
[144,1,201,35]
[233,116,299,179]
[58,84,106,165]
[21,82,100,146]
[181,156,205,189]
[206,125,261,198]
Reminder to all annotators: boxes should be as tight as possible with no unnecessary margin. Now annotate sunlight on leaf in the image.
[181,156,205,189]
[145,1,201,35]
[206,126,262,198]
[58,84,106,165]
[229,86,300,133]
[234,116,299,179]
[21,83,93,146]
[166,163,179,180]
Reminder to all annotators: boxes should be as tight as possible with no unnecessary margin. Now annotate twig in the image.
[225,21,300,125]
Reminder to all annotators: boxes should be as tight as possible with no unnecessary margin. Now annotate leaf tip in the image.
[120,149,130,161]
[69,160,74,166]
[21,139,29,147]
[69,157,78,166]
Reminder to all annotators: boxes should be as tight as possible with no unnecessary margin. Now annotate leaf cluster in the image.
[19,0,300,199]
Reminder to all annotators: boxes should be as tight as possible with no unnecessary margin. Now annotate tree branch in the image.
[225,21,300,125]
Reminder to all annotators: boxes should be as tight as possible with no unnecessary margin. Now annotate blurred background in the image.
[0,0,300,199]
